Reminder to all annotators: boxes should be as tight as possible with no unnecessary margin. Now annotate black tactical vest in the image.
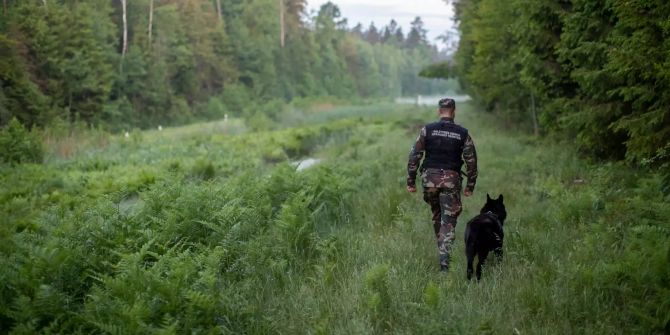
[422,118,468,172]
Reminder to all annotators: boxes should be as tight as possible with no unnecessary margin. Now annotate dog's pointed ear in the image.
[487,193,492,201]
[498,194,504,203]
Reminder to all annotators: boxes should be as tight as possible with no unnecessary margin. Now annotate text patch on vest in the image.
[431,130,462,140]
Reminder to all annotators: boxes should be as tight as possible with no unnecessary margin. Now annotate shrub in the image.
[190,159,216,181]
[129,128,143,146]
[423,281,440,309]
[203,96,229,120]
[247,112,273,132]
[364,264,392,327]
[220,84,251,117]
[275,191,318,260]
[0,118,43,165]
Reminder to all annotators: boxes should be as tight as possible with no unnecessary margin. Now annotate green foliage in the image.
[189,159,216,181]
[423,281,440,308]
[419,61,453,79]
[129,128,143,146]
[1,0,448,130]
[452,0,670,179]
[364,263,392,326]
[0,34,49,127]
[0,118,43,165]
[10,1,116,123]
[275,192,318,259]
[0,102,668,333]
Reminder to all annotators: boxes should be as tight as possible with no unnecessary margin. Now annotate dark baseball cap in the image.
[439,98,456,109]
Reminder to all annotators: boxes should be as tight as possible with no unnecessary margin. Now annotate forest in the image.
[434,0,670,190]
[0,0,448,131]
[1,0,669,334]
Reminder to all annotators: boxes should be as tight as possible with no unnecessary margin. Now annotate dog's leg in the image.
[493,230,504,262]
[466,241,475,280]
[476,249,489,281]
[494,244,503,261]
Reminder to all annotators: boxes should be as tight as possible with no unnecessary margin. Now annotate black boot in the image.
[439,253,450,273]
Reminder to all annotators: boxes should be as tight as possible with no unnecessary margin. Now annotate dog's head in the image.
[481,194,507,224]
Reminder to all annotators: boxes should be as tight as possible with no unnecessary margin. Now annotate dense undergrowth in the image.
[1,103,668,334]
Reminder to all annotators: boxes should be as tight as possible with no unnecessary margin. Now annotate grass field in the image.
[1,103,668,334]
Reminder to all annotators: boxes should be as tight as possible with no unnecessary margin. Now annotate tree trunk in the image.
[215,0,222,22]
[120,0,128,57]
[279,0,285,48]
[148,0,154,45]
[42,0,47,8]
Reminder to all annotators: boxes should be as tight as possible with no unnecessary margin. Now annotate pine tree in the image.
[351,23,364,38]
[405,16,427,49]
[0,34,49,126]
[381,19,399,44]
[365,23,381,44]
[394,27,405,45]
[314,2,354,97]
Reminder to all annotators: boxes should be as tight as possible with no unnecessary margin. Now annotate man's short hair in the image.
[439,98,456,110]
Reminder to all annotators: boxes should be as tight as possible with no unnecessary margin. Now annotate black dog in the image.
[464,194,507,280]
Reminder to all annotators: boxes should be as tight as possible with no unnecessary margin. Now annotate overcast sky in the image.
[306,0,457,49]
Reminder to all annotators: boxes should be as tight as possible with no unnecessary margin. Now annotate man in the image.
[406,98,478,272]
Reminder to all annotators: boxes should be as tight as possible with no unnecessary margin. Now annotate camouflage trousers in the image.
[421,169,463,268]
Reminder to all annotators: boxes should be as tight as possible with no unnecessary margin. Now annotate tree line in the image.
[438,0,669,186]
[0,0,448,130]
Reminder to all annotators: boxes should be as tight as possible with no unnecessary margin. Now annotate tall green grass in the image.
[1,103,668,334]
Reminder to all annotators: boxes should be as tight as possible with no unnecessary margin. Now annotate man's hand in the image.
[464,188,473,197]
[407,185,417,193]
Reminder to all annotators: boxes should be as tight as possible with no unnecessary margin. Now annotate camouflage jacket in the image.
[407,119,478,191]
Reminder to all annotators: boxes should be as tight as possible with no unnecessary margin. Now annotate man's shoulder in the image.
[459,124,470,136]
[452,121,469,135]
[425,120,469,134]
[424,120,442,129]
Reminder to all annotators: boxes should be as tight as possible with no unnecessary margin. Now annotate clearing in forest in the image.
[1,103,667,334]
